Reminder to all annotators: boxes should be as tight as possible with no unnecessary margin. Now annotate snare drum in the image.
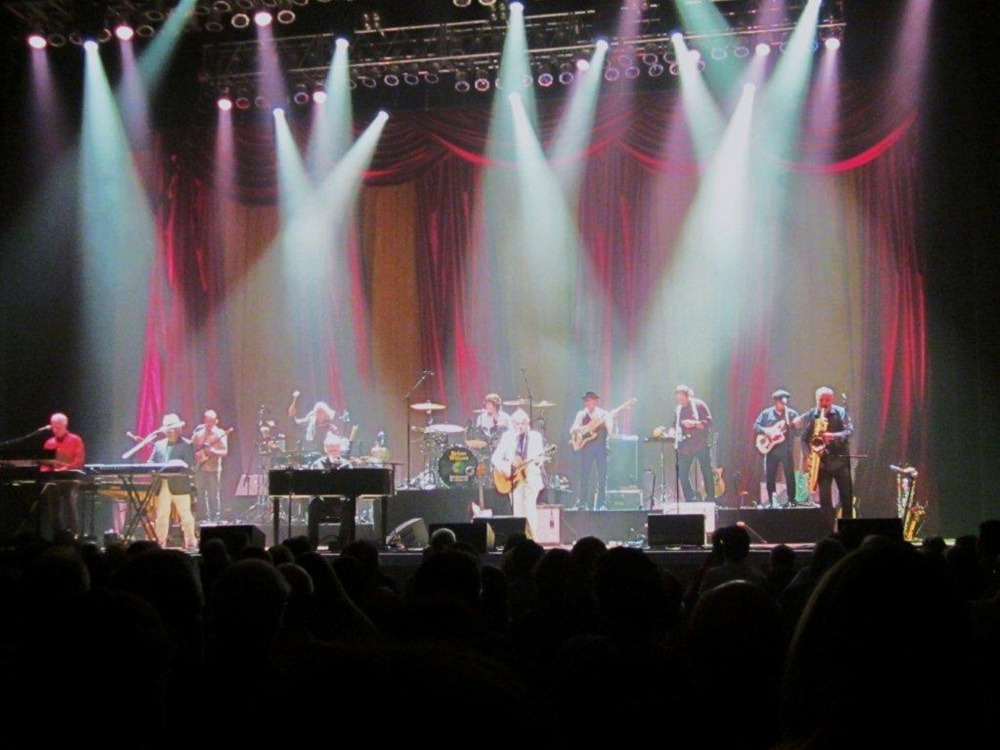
[437,445,479,486]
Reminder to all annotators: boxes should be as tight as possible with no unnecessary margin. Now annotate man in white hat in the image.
[150,413,198,549]
[491,409,545,536]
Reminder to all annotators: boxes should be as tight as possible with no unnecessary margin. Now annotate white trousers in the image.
[154,485,197,549]
[510,482,540,538]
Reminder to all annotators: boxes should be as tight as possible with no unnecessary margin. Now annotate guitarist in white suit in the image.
[491,409,545,536]
[753,390,799,508]
[570,391,614,511]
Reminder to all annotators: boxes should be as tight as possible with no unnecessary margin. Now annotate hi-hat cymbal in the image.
[472,408,485,414]
[425,423,466,435]
[503,398,530,407]
[411,401,446,411]
[534,400,557,409]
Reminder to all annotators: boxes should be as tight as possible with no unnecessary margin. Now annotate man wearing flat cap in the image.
[150,413,198,549]
[753,390,800,508]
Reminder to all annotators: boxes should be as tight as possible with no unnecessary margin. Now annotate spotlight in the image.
[576,58,590,72]
[217,95,233,111]
[755,42,771,56]
[474,73,490,92]
[313,85,327,103]
[733,44,750,58]
[641,51,659,66]
[377,110,389,121]
[384,70,400,87]
[293,84,310,105]
[235,93,252,109]
[648,62,664,77]
[253,10,273,27]
[213,1,232,10]
[360,75,377,89]
[98,28,112,43]
[231,13,250,28]
[688,49,701,63]
[424,65,441,84]
[616,52,633,68]
[670,32,684,46]
[453,0,472,6]
[273,107,285,117]
[254,94,268,109]
[537,70,554,87]
[115,24,134,42]
[558,62,574,85]
[205,17,225,32]
[595,39,609,52]
[136,24,155,37]
[711,46,727,61]
[509,1,523,11]
[624,65,640,79]
[69,31,83,45]
[83,39,99,52]
[28,34,47,50]
[824,37,841,51]
[478,0,496,6]
[47,33,66,47]
[335,37,349,49]
[403,71,420,86]
[276,9,295,24]
[668,62,679,76]
[454,71,470,92]
[603,66,620,82]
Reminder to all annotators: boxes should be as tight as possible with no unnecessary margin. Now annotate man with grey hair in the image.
[793,387,854,520]
[40,412,85,538]
[192,409,228,523]
[492,409,545,536]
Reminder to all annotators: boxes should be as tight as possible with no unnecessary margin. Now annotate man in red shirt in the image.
[41,412,86,538]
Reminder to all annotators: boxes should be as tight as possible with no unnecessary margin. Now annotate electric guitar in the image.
[493,444,557,495]
[570,397,638,451]
[195,428,233,467]
[755,422,789,455]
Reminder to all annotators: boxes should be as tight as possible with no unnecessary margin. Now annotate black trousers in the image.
[818,458,853,518]
[679,447,715,503]
[579,442,607,510]
[764,450,796,505]
[41,483,78,538]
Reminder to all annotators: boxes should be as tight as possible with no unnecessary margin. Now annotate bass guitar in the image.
[570,397,638,451]
[493,444,556,495]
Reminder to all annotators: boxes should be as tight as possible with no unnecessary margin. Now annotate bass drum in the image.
[438,445,479,487]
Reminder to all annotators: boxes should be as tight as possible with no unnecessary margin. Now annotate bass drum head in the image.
[438,445,479,486]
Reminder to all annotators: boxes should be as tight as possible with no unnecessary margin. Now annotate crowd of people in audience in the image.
[1,521,997,748]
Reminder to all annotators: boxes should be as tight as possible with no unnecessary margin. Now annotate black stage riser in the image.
[717,508,833,544]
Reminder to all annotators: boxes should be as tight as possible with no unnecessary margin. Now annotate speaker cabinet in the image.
[200,524,266,554]
[837,517,904,549]
[647,513,707,547]
[429,522,494,553]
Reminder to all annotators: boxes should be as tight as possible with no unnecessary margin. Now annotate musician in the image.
[150,413,198,550]
[674,385,715,503]
[289,399,339,453]
[793,387,854,519]
[311,434,353,470]
[492,409,544,536]
[475,393,512,442]
[40,412,85,538]
[570,391,614,511]
[191,410,228,523]
[753,390,800,508]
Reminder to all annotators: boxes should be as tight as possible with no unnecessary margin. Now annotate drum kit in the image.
[406,397,558,490]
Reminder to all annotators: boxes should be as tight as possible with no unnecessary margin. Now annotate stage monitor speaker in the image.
[429,522,494,553]
[387,518,429,549]
[837,517,904,549]
[200,524,266,555]
[307,496,355,550]
[608,437,639,489]
[647,513,706,547]
[473,516,530,549]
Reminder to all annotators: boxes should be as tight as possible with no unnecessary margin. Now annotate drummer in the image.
[475,393,512,444]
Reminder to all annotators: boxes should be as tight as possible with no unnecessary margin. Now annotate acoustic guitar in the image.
[493,444,557,495]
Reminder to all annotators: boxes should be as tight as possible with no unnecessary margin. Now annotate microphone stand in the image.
[521,368,535,426]
[673,406,683,514]
[122,429,162,460]
[0,426,49,450]
[404,370,431,488]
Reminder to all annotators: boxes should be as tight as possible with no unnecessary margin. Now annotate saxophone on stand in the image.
[892,464,924,541]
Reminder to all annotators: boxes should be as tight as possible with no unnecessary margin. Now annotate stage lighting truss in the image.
[192,0,843,104]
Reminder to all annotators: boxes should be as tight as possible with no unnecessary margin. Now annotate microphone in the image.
[292,390,301,398]
[424,370,434,376]
[36,425,52,432]
[840,393,848,401]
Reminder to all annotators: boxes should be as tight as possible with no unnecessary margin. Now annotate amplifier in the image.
[608,436,639,489]
[534,504,561,546]
[607,489,644,510]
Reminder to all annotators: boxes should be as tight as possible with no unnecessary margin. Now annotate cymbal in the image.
[411,401,446,411]
[472,408,485,414]
[534,400,557,409]
[425,423,466,435]
[503,398,530,407]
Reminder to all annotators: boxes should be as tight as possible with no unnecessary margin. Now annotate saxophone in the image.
[894,465,924,541]
[805,410,828,495]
